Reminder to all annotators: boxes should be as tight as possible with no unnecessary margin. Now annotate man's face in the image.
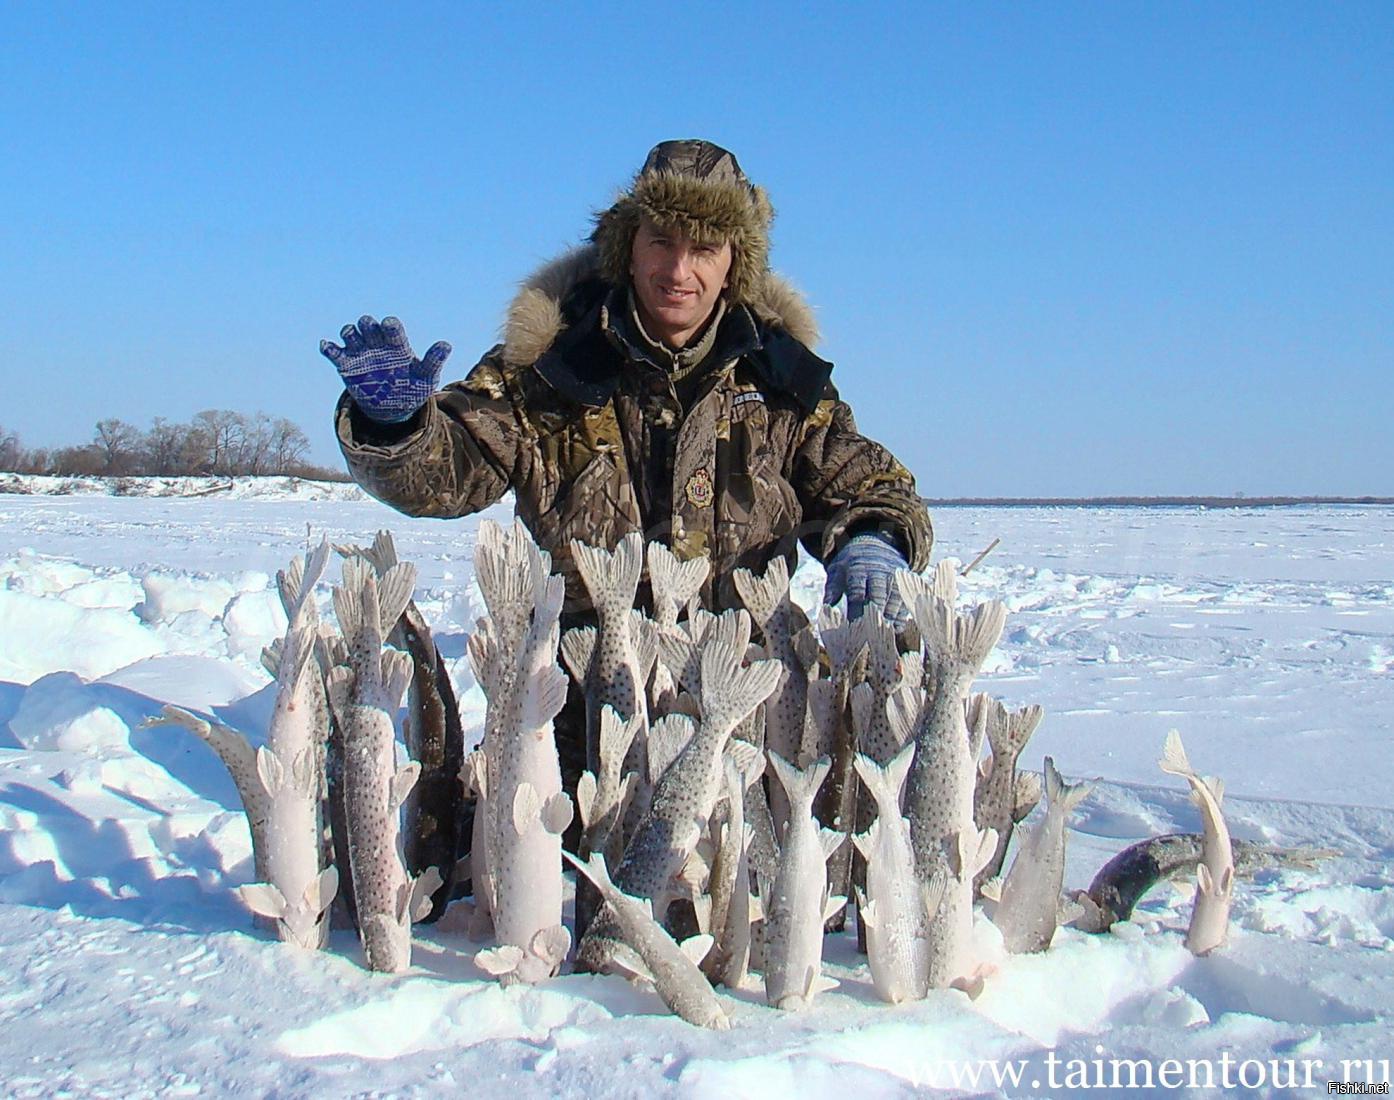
[629,217,733,349]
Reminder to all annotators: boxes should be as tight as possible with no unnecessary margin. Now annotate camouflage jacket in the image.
[337,247,932,611]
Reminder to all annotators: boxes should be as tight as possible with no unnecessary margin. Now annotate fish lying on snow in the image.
[983,757,1091,954]
[972,698,1044,895]
[1071,833,1334,933]
[853,742,945,1003]
[327,556,440,972]
[763,752,846,1010]
[898,568,1004,991]
[564,849,730,1030]
[702,750,765,988]
[1158,730,1234,956]
[471,532,574,984]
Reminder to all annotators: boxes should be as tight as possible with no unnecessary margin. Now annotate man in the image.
[321,139,932,790]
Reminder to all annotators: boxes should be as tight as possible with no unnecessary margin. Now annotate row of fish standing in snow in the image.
[148,522,1323,1029]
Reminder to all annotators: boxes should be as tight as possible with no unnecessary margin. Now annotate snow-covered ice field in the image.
[1,484,1391,1097]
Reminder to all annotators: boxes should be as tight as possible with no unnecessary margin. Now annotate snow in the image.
[0,485,1391,1096]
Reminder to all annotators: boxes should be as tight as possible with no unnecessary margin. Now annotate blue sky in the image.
[3,3,1390,495]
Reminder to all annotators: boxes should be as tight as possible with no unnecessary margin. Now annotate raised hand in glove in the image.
[822,531,910,624]
[320,315,452,424]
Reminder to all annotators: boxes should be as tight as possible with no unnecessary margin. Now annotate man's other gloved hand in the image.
[320,315,452,424]
[823,531,910,624]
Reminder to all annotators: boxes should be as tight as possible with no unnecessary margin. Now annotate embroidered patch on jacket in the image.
[685,467,714,508]
[732,391,765,409]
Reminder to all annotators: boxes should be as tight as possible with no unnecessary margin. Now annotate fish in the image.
[972,698,1044,895]
[852,743,945,1003]
[897,570,1005,990]
[646,542,709,714]
[342,530,465,923]
[231,540,338,949]
[762,751,845,1010]
[982,757,1091,954]
[577,614,779,971]
[563,849,730,1029]
[1072,833,1335,933]
[326,556,439,972]
[562,534,651,831]
[143,704,275,925]
[702,750,765,987]
[1158,730,1234,956]
[474,555,574,985]
[733,556,818,841]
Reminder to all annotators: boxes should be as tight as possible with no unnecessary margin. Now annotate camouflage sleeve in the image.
[788,386,933,570]
[335,349,524,520]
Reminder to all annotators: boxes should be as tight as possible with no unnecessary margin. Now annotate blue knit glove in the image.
[320,315,452,424]
[823,532,910,624]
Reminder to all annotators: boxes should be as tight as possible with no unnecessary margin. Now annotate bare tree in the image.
[93,418,143,475]
[194,409,247,476]
[0,426,21,472]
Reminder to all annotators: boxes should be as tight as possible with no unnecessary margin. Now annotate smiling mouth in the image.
[658,286,696,303]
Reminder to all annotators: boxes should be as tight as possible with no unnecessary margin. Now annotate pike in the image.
[853,743,945,1003]
[578,615,779,970]
[982,757,1091,954]
[326,556,438,972]
[898,569,1005,990]
[341,530,465,923]
[563,849,730,1030]
[473,556,575,985]
[233,540,338,948]
[763,751,846,1010]
[972,698,1045,894]
[1158,730,1235,956]
[733,556,818,840]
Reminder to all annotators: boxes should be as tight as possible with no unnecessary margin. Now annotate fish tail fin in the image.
[1007,704,1045,755]
[700,639,782,732]
[1158,729,1193,779]
[570,533,643,619]
[1045,756,1092,812]
[648,542,709,619]
[732,556,790,631]
[599,704,641,771]
[375,562,417,637]
[852,741,914,817]
[475,520,535,620]
[767,750,830,817]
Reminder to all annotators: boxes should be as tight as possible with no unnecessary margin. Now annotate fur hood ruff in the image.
[500,245,819,369]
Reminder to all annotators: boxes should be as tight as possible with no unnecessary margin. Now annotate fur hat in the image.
[591,139,775,306]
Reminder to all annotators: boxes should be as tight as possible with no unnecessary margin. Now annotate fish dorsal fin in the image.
[1196,862,1214,895]
[560,626,598,682]
[575,771,598,828]
[1206,775,1225,807]
[970,828,999,879]
[375,562,417,637]
[598,704,639,768]
[978,874,1003,903]
[885,686,920,750]
[522,665,571,733]
[923,870,948,919]
[261,639,282,679]
[649,713,697,785]
[630,610,660,681]
[724,738,761,785]
[1013,771,1043,822]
